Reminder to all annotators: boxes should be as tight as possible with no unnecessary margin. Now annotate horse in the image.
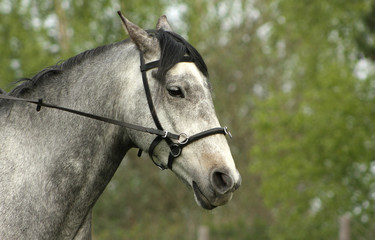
[0,12,241,239]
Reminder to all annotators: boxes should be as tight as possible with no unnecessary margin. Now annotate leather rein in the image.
[0,51,231,170]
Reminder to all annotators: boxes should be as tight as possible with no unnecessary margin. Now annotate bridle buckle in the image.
[162,131,169,138]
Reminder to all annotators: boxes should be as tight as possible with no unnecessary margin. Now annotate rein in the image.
[0,51,231,170]
[0,94,180,140]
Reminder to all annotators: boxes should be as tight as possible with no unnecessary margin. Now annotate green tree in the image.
[0,0,167,91]
[250,0,375,239]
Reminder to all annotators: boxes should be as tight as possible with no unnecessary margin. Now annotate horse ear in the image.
[156,15,174,32]
[117,11,158,54]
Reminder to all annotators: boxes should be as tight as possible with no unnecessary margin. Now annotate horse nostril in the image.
[211,170,234,195]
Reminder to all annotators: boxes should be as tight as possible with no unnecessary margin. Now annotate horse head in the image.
[118,13,241,210]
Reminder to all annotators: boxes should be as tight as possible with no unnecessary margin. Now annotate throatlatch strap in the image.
[147,136,166,169]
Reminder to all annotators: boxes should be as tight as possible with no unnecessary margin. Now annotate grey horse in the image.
[0,13,241,239]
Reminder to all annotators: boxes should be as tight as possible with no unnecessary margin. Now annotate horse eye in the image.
[167,86,184,98]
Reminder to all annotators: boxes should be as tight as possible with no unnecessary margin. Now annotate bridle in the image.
[138,51,231,170]
[0,51,231,170]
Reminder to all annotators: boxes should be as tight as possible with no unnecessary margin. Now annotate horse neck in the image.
[17,41,142,168]
[25,43,134,114]
[0,42,142,238]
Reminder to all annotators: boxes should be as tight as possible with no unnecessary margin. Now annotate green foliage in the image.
[0,0,167,91]
[250,0,375,239]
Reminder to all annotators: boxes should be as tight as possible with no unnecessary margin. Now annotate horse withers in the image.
[0,12,241,239]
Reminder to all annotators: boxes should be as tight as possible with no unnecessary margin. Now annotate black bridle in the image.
[0,51,231,170]
[138,52,231,169]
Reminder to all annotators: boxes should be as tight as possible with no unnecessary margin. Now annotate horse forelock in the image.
[150,29,209,81]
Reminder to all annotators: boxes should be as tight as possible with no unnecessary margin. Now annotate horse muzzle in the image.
[192,169,241,210]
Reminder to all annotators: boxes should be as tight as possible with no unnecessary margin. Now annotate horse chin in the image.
[192,181,217,210]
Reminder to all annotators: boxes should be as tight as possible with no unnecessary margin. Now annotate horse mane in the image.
[8,41,126,97]
[8,29,209,97]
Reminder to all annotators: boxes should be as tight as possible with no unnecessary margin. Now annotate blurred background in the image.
[1,0,375,239]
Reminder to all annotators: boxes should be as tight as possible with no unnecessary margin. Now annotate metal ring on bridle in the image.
[224,126,232,138]
[178,133,189,145]
[170,144,182,158]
